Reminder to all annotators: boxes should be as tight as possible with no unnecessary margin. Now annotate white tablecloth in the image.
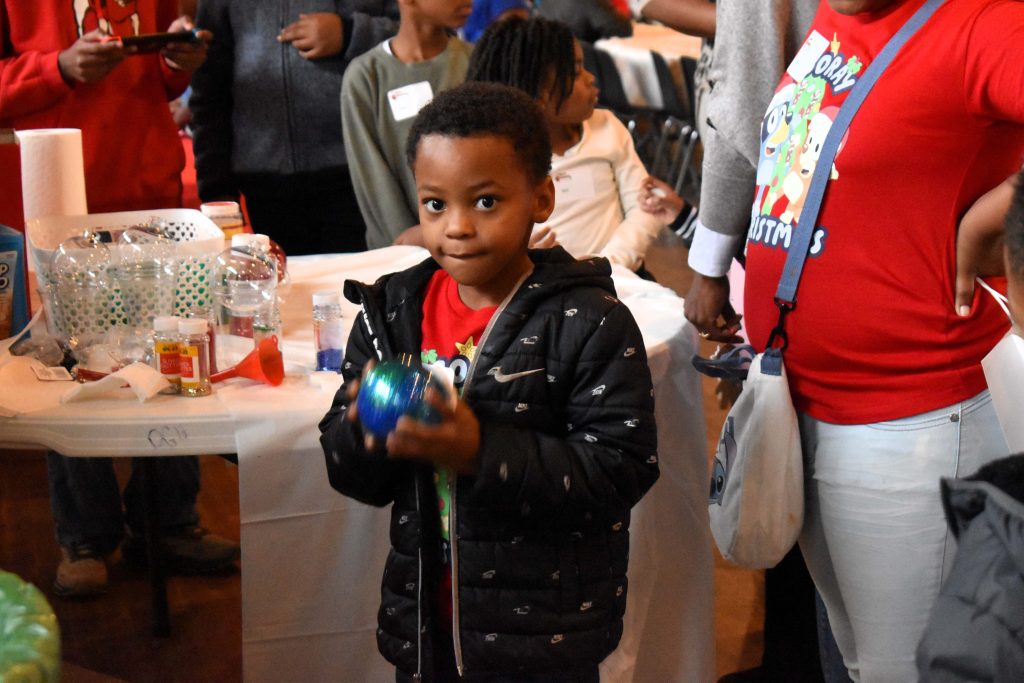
[596,22,703,111]
[0,247,714,683]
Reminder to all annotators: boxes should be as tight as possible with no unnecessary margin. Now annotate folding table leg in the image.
[136,457,170,637]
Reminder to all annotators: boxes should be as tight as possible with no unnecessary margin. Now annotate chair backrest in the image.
[592,47,634,115]
[650,50,691,122]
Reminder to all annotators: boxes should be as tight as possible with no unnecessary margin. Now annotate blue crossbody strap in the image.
[766,0,945,350]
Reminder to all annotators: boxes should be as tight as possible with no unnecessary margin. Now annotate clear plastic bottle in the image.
[179,317,212,397]
[153,315,181,393]
[212,241,277,342]
[312,291,344,373]
[230,234,281,345]
[201,201,245,242]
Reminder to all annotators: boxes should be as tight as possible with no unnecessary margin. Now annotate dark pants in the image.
[761,545,826,682]
[237,168,368,257]
[47,451,200,555]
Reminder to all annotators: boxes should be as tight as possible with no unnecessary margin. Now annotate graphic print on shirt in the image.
[422,335,479,541]
[73,0,141,38]
[421,335,477,394]
[748,30,863,258]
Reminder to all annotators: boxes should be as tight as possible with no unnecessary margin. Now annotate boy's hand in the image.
[279,13,344,60]
[57,30,125,85]
[161,16,212,73]
[393,224,425,246]
[639,176,685,225]
[387,389,480,475]
[529,226,559,249]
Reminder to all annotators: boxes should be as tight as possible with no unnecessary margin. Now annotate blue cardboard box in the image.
[0,224,29,339]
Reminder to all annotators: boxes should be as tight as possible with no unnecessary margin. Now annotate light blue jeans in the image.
[797,390,1008,683]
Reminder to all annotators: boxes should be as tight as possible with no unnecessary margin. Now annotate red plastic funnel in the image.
[211,337,284,386]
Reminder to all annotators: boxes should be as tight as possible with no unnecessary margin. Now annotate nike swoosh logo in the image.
[489,367,545,383]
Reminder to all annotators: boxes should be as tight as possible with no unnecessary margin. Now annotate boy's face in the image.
[415,134,555,309]
[542,41,599,126]
[407,0,473,30]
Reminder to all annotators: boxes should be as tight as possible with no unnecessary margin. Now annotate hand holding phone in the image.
[121,29,200,54]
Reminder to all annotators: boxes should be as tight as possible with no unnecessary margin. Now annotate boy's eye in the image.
[423,198,445,213]
[475,196,496,210]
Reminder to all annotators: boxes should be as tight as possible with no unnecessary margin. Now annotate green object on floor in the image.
[0,570,60,683]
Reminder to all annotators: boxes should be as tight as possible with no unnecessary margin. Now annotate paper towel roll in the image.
[16,128,88,224]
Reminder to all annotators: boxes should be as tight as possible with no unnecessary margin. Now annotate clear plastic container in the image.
[212,243,277,342]
[313,290,344,373]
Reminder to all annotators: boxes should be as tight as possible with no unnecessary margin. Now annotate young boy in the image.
[341,0,473,249]
[320,82,659,682]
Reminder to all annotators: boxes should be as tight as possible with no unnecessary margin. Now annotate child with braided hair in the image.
[467,16,662,273]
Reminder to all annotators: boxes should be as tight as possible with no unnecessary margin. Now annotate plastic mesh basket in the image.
[26,209,223,339]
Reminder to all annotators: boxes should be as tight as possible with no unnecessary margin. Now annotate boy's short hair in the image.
[466,16,576,112]
[1007,171,1024,277]
[405,81,552,183]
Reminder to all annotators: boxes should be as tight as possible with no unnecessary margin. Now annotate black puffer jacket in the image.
[320,249,659,680]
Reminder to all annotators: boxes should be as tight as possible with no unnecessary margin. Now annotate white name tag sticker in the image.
[552,167,596,204]
[387,81,434,122]
[787,31,830,82]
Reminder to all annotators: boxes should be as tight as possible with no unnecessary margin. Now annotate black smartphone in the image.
[120,29,200,54]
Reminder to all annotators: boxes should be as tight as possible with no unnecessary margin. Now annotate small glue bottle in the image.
[153,315,181,393]
[201,201,246,242]
[313,290,344,372]
[179,317,212,397]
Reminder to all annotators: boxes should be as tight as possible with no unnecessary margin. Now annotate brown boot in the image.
[54,544,108,597]
[123,526,239,575]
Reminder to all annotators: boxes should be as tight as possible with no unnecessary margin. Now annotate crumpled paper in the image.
[61,362,170,404]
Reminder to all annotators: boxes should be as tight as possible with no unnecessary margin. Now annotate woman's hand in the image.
[684,274,743,343]
[954,176,1016,316]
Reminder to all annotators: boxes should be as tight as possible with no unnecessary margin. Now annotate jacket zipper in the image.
[448,272,531,677]
[415,473,424,681]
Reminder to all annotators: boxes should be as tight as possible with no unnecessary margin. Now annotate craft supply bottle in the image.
[179,318,212,397]
[231,233,282,345]
[201,201,245,242]
[153,315,181,393]
[312,291,344,372]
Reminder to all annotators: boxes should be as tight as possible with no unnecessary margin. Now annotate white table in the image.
[596,22,703,111]
[0,247,714,683]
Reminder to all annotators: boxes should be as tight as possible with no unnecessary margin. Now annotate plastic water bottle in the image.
[312,291,344,372]
[230,234,282,344]
[212,241,277,341]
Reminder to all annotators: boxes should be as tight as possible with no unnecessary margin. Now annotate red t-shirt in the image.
[744,0,1024,424]
[420,269,496,629]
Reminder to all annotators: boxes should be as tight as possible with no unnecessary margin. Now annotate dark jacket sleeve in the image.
[341,1,400,60]
[467,300,658,523]
[319,301,405,507]
[190,0,239,202]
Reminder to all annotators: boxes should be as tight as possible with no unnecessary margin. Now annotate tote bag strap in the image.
[766,0,946,352]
